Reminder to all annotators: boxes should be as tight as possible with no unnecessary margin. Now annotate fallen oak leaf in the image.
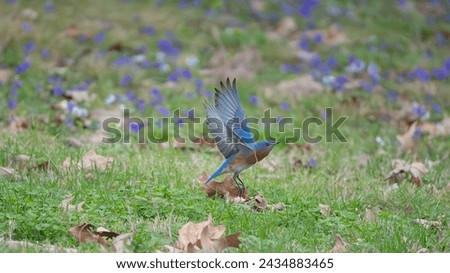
[252,194,268,212]
[68,223,109,246]
[385,159,428,186]
[197,172,249,201]
[63,149,115,171]
[112,232,134,253]
[200,225,240,252]
[0,166,17,179]
[319,204,331,217]
[331,234,349,253]
[396,121,417,154]
[412,219,442,229]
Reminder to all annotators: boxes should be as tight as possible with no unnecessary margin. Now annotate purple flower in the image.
[181,68,192,80]
[129,122,144,134]
[8,99,17,110]
[280,63,302,73]
[250,95,259,105]
[413,128,423,139]
[367,62,380,84]
[412,104,427,117]
[127,90,136,101]
[113,56,133,67]
[44,1,54,12]
[299,35,309,50]
[281,2,295,15]
[313,33,323,44]
[346,56,365,73]
[93,32,105,44]
[120,74,133,87]
[432,103,441,113]
[444,57,450,71]
[35,83,43,92]
[136,45,148,54]
[203,90,212,99]
[53,85,64,96]
[158,106,170,117]
[21,22,33,32]
[307,157,317,167]
[415,67,430,82]
[387,90,398,102]
[167,71,179,82]
[281,101,289,111]
[433,67,449,80]
[6,0,17,5]
[360,80,373,93]
[40,48,51,59]
[332,75,347,91]
[23,42,35,55]
[157,39,180,57]
[77,34,88,43]
[298,0,320,19]
[327,56,338,69]
[195,78,203,91]
[140,26,155,36]
[136,99,146,113]
[67,101,76,113]
[185,109,195,120]
[16,60,31,75]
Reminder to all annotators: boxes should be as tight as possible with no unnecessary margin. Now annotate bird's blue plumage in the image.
[204,78,278,188]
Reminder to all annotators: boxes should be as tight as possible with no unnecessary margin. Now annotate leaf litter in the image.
[166,215,240,253]
[385,159,428,186]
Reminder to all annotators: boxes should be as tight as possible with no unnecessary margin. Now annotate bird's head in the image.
[254,140,279,152]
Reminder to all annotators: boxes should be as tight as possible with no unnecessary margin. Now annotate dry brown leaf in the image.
[0,166,17,179]
[60,195,84,212]
[28,160,51,172]
[319,204,331,217]
[385,159,428,186]
[252,194,268,212]
[301,24,349,46]
[21,8,38,20]
[68,223,109,246]
[276,16,297,37]
[63,149,115,171]
[265,75,324,99]
[412,219,442,229]
[331,234,349,253]
[197,172,249,201]
[396,121,417,153]
[364,208,378,222]
[169,215,240,253]
[201,47,263,80]
[66,137,84,148]
[172,136,215,151]
[356,153,371,167]
[112,232,134,253]
[61,24,80,38]
[10,155,31,171]
[7,116,28,133]
[0,69,12,83]
[269,203,286,211]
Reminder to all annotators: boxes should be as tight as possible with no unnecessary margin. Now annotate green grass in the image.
[0,0,449,253]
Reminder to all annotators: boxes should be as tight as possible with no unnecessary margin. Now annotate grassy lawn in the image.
[0,0,449,253]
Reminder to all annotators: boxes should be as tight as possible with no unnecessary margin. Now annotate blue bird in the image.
[204,78,279,190]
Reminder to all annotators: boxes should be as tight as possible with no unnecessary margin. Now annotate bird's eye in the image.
[266,143,270,146]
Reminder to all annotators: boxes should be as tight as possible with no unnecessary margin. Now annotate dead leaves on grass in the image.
[62,149,115,172]
[60,195,84,212]
[331,234,349,253]
[167,215,240,253]
[385,159,428,186]
[68,223,133,252]
[197,173,285,212]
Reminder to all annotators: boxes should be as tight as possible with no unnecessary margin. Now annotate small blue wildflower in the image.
[67,101,76,113]
[113,56,133,67]
[387,90,398,102]
[167,72,179,82]
[157,39,180,57]
[77,34,88,43]
[345,56,365,73]
[44,1,54,12]
[367,62,380,84]
[23,42,35,55]
[40,48,51,59]
[136,99,146,113]
[8,99,17,110]
[432,103,441,113]
[136,45,148,54]
[299,35,309,50]
[120,74,133,87]
[6,0,17,5]
[13,80,22,88]
[181,68,192,80]
[281,2,295,15]
[307,157,317,167]
[158,106,170,117]
[413,128,423,139]
[313,33,323,44]
[203,90,212,99]
[444,57,450,71]
[21,22,33,32]
[127,90,136,101]
[298,0,320,19]
[433,67,449,80]
[53,85,64,96]
[327,56,338,69]
[185,109,195,120]
[93,32,105,44]
[16,60,31,75]
[250,95,259,105]
[310,55,321,68]
[281,101,289,111]
[195,78,203,91]
[140,26,155,36]
[412,104,427,117]
[35,83,43,92]
[415,67,430,82]
[332,75,347,91]
[129,122,144,134]
[360,80,373,93]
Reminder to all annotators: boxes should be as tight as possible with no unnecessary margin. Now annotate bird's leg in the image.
[232,174,245,197]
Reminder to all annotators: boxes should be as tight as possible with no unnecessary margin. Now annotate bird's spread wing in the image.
[205,78,255,159]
